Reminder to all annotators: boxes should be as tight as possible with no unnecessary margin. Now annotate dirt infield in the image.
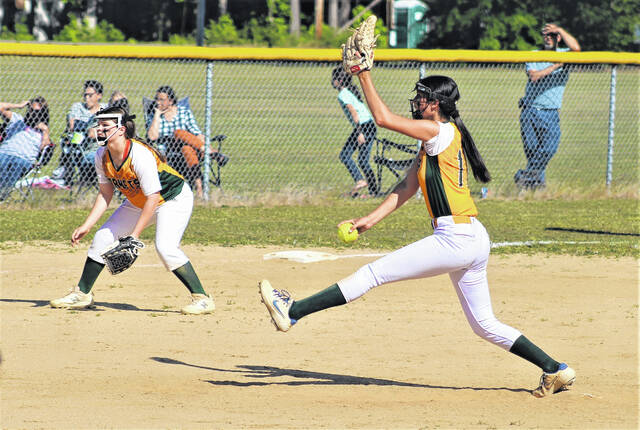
[1,244,637,429]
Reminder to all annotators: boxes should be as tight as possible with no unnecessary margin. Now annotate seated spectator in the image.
[0,97,51,200]
[146,85,227,199]
[51,79,107,187]
[108,90,130,113]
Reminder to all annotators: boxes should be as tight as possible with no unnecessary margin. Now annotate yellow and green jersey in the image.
[96,138,184,209]
[417,122,478,218]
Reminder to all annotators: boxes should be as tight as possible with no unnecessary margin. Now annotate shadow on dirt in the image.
[150,356,530,393]
[0,298,180,313]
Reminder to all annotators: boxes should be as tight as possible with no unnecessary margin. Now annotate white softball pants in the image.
[337,216,522,350]
[87,184,194,271]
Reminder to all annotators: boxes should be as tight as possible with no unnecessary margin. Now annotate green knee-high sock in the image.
[510,335,560,373]
[78,257,105,294]
[289,284,346,321]
[172,262,206,295]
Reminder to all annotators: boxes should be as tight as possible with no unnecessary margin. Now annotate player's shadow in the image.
[0,298,50,308]
[150,357,529,393]
[0,298,180,313]
[545,227,640,237]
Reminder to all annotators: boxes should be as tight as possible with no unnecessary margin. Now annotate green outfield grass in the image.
[1,198,638,257]
[1,56,637,206]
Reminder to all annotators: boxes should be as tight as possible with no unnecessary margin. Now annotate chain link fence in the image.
[0,50,637,206]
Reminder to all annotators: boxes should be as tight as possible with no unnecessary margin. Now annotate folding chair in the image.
[11,142,58,201]
[207,134,227,187]
[373,137,419,196]
[143,96,229,190]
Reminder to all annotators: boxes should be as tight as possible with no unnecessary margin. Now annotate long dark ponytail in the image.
[96,106,167,162]
[416,76,491,183]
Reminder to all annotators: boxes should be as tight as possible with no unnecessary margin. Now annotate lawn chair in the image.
[373,137,419,196]
[10,142,59,201]
[142,96,229,189]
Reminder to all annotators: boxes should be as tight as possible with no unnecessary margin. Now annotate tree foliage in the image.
[53,13,127,43]
[204,2,388,49]
[0,0,636,51]
[421,0,639,51]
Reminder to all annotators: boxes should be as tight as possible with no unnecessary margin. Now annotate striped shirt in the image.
[417,122,478,219]
[147,105,202,140]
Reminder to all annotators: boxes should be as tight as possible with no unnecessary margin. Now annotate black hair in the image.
[331,66,363,102]
[415,76,491,183]
[96,105,166,162]
[84,79,103,94]
[25,96,49,129]
[156,85,177,104]
[110,97,130,113]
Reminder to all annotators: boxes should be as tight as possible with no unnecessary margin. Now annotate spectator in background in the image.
[108,90,130,113]
[52,79,107,187]
[146,85,227,199]
[515,23,581,189]
[0,97,51,200]
[332,66,378,198]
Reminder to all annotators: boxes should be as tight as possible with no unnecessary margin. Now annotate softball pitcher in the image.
[50,106,215,315]
[260,70,575,397]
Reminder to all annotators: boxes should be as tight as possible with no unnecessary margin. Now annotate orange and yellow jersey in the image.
[95,138,184,209]
[417,122,478,218]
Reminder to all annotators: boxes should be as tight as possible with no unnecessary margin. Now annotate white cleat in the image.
[258,280,295,332]
[50,287,94,309]
[532,363,576,397]
[181,293,215,315]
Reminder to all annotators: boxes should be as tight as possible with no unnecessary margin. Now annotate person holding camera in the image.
[515,23,580,189]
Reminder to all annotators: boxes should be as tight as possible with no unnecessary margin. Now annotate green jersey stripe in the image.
[424,154,452,218]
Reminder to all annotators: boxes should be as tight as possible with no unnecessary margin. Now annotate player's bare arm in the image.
[357,71,439,142]
[130,192,161,239]
[350,157,420,233]
[72,182,114,245]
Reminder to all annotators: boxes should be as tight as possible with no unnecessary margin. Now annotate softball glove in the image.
[342,15,378,75]
[101,235,145,275]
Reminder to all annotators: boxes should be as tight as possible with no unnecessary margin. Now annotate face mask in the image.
[92,113,123,146]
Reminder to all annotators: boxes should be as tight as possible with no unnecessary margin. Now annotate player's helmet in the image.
[410,76,460,119]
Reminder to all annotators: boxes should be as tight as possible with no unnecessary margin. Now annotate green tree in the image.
[422,0,639,51]
[421,0,539,50]
[205,14,242,45]
[0,16,35,41]
[53,13,126,42]
[349,5,388,48]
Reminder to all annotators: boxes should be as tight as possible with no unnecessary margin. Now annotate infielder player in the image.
[50,106,215,315]
[260,19,575,397]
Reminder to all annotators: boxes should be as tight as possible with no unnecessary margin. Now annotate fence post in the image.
[203,61,214,200]
[606,65,617,189]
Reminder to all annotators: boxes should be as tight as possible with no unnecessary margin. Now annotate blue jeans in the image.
[339,121,378,195]
[517,107,561,187]
[0,153,32,200]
